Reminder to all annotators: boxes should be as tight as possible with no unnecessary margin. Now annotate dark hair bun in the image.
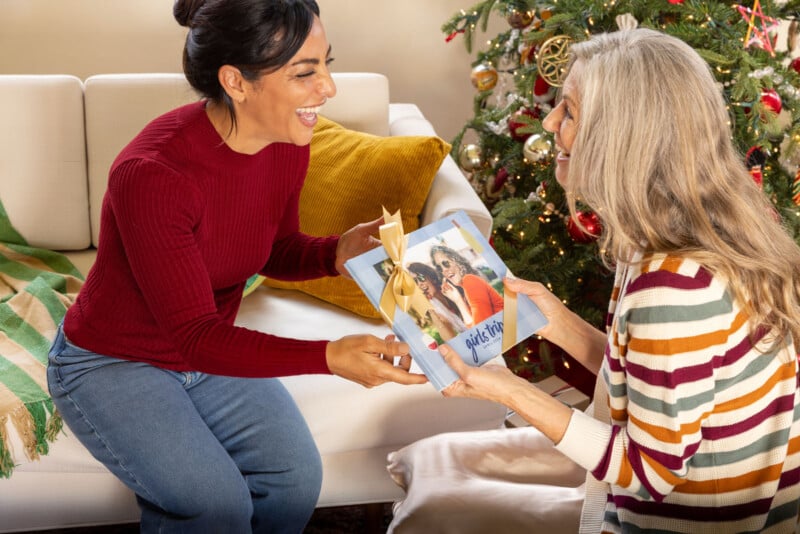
[173,0,206,27]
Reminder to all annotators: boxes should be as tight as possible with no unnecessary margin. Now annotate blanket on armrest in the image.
[0,202,83,477]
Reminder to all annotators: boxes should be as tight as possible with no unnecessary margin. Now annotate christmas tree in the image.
[443,0,800,391]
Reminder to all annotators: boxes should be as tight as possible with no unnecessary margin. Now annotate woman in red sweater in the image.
[46,1,425,532]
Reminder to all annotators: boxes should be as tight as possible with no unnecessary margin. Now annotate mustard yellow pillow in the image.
[260,116,451,318]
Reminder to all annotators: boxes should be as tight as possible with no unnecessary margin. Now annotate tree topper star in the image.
[736,0,780,56]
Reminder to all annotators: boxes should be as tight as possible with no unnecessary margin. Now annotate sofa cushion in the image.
[261,116,450,318]
[0,75,90,250]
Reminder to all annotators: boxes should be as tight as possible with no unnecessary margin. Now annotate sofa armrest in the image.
[388,103,492,239]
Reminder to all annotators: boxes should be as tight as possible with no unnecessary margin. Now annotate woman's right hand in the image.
[326,334,428,388]
[426,309,458,341]
[440,279,458,300]
[504,276,606,374]
[503,277,573,345]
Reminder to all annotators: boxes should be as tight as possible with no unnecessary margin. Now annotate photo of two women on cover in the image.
[373,226,504,346]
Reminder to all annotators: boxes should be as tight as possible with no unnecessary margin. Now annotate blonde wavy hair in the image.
[565,28,800,352]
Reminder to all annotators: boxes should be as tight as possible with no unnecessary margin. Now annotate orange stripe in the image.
[788,434,800,455]
[641,453,684,486]
[659,255,684,273]
[617,451,634,487]
[629,412,708,444]
[674,462,784,494]
[610,285,621,302]
[629,311,749,356]
[610,406,628,422]
[716,363,797,413]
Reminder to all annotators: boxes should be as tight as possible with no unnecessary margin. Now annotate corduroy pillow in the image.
[260,116,451,318]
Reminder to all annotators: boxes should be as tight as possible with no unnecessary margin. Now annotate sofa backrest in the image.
[0,72,390,250]
[0,75,89,250]
[83,74,200,248]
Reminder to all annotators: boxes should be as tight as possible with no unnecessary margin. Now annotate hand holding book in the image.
[345,208,548,391]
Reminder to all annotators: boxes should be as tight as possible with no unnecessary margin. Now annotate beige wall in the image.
[319,0,492,140]
[0,0,495,141]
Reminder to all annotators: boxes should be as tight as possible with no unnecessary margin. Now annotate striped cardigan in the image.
[556,254,800,533]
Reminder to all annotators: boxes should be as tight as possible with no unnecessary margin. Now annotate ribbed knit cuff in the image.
[554,409,611,472]
[322,236,340,277]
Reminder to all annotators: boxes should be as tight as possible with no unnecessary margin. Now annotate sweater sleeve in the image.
[557,263,731,502]
[107,159,331,377]
[259,173,340,280]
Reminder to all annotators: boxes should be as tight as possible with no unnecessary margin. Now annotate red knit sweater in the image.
[64,101,338,377]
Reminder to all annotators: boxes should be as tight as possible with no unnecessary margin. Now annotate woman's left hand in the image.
[441,344,574,443]
[439,344,523,405]
[335,216,383,277]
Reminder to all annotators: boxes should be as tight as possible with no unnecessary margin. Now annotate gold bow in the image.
[378,208,432,325]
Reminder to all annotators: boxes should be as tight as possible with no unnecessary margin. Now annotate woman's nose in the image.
[320,72,337,99]
[541,108,557,133]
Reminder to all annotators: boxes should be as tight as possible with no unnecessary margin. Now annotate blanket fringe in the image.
[0,415,14,478]
[0,401,64,478]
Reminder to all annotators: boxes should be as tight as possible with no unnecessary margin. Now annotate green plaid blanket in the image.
[0,201,83,477]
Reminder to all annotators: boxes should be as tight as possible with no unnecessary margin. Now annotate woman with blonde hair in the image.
[429,244,504,327]
[388,28,800,533]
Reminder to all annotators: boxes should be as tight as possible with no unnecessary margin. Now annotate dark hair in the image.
[429,245,480,279]
[408,262,441,285]
[173,0,320,128]
[408,261,464,319]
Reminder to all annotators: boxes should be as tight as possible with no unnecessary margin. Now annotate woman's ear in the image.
[218,65,246,104]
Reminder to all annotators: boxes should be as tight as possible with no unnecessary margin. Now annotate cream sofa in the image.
[0,72,507,532]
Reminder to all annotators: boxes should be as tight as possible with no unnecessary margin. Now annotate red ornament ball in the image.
[532,76,556,105]
[745,145,766,187]
[667,0,684,4]
[567,211,602,243]
[508,108,540,141]
[791,57,800,74]
[760,89,782,115]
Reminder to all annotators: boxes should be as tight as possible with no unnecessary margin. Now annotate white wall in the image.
[0,0,495,141]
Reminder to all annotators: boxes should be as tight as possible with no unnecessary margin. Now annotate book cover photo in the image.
[345,209,548,391]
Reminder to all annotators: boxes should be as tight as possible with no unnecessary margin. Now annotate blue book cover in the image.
[344,210,548,391]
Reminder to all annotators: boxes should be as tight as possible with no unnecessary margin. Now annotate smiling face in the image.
[219,16,337,153]
[432,251,464,285]
[541,61,582,187]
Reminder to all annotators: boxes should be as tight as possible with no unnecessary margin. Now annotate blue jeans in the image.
[47,325,322,534]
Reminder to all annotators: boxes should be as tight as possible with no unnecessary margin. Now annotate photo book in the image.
[345,209,548,391]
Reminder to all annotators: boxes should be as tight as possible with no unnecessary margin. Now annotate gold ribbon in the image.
[378,207,432,325]
[502,283,517,353]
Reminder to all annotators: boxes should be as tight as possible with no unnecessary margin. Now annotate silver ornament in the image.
[458,144,483,172]
[523,134,553,163]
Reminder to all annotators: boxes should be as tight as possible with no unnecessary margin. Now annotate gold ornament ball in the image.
[458,143,483,172]
[523,134,553,163]
[507,9,534,29]
[470,63,498,91]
